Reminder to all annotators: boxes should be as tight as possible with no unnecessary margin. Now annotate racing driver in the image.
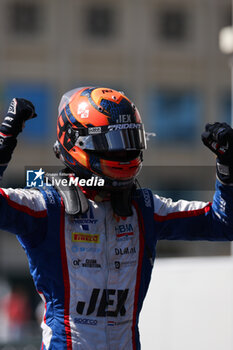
[0,87,233,350]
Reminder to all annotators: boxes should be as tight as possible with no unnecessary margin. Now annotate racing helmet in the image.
[55,87,146,189]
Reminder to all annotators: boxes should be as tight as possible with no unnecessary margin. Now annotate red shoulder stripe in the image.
[0,188,47,218]
[154,202,212,222]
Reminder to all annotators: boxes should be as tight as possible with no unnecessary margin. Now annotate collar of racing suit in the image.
[80,185,135,217]
[65,169,135,217]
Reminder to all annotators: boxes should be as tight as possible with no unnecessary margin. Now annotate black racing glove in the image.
[0,98,37,165]
[0,98,36,137]
[201,122,233,184]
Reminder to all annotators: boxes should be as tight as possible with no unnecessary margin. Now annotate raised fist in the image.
[1,98,37,136]
[202,122,233,184]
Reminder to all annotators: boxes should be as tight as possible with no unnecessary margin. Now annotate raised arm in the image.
[0,98,36,178]
[155,123,233,242]
[0,99,48,247]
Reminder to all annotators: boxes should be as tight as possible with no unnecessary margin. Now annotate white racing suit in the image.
[0,179,233,349]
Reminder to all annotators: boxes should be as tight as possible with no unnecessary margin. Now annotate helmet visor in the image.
[75,123,146,151]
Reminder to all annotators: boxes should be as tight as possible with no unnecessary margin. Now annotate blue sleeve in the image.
[0,188,48,248]
[154,180,233,241]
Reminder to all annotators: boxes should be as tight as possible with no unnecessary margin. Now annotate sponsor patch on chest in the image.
[115,247,136,255]
[72,232,100,243]
[115,223,134,241]
[76,288,129,317]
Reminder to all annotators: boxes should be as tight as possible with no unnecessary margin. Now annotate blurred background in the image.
[0,0,231,348]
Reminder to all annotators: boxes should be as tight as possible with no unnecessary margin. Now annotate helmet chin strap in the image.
[110,185,135,217]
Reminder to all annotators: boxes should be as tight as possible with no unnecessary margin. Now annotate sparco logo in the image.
[115,247,136,255]
[76,288,129,317]
[143,189,152,207]
[7,98,17,114]
[88,127,101,135]
[74,318,97,326]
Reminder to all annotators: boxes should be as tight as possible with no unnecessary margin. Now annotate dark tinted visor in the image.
[75,123,146,151]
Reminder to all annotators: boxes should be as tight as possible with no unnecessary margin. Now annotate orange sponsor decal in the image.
[72,232,100,243]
